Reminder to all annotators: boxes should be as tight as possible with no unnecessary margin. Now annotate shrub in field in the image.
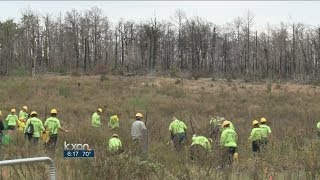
[58,86,70,98]
[170,66,180,77]
[70,71,80,77]
[100,74,106,82]
[12,67,27,77]
[156,82,186,98]
[311,78,320,86]
[95,64,108,75]
[266,82,272,93]
[174,78,183,85]
[58,68,67,75]
[274,82,281,90]
[126,95,151,111]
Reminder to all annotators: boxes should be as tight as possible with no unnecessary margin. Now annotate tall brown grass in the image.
[0,75,319,179]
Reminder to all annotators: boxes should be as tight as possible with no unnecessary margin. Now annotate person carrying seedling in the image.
[131,113,147,158]
[248,120,263,156]
[108,134,123,154]
[169,116,187,152]
[109,115,119,130]
[5,109,19,130]
[260,118,272,148]
[190,134,212,161]
[18,106,28,132]
[44,109,69,149]
[24,111,45,144]
[92,108,103,127]
[220,120,238,166]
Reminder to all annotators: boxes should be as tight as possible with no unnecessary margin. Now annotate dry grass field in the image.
[0,75,320,179]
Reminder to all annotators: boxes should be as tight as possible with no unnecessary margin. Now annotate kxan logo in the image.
[64,141,92,151]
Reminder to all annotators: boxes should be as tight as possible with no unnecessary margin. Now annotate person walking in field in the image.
[209,115,221,140]
[259,118,272,147]
[220,120,238,166]
[24,111,45,144]
[131,113,147,158]
[248,120,263,156]
[169,117,187,152]
[190,135,212,161]
[109,115,119,130]
[5,109,19,130]
[220,117,235,132]
[44,109,69,149]
[92,108,103,127]
[108,134,123,154]
[18,106,28,132]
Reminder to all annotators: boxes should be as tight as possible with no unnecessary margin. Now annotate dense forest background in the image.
[1,7,320,81]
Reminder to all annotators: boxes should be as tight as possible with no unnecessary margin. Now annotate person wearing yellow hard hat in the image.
[259,117,272,148]
[131,113,146,140]
[109,115,119,130]
[5,109,19,130]
[92,108,103,127]
[169,116,187,152]
[131,112,147,158]
[248,120,263,156]
[24,111,45,144]
[220,120,238,167]
[44,109,69,149]
[108,134,123,154]
[219,117,235,132]
[18,106,29,133]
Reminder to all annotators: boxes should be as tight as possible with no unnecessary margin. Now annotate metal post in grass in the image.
[0,157,56,180]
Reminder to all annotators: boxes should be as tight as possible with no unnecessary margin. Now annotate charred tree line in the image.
[0,8,320,80]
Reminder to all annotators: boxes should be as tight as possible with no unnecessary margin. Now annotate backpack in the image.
[25,122,34,135]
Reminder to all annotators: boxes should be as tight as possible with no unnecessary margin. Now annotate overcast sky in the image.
[1,1,319,31]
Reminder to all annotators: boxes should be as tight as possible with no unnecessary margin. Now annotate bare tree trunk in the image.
[115,30,118,69]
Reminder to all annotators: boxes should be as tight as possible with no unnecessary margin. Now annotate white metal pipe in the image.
[0,157,56,180]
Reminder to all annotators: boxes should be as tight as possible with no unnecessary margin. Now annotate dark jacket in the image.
[0,120,4,135]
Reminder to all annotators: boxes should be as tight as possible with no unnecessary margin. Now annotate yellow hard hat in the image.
[30,111,37,116]
[112,134,118,137]
[222,120,231,127]
[22,106,28,111]
[11,109,16,113]
[261,118,267,123]
[136,113,143,118]
[97,108,102,113]
[252,120,259,126]
[51,109,57,114]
